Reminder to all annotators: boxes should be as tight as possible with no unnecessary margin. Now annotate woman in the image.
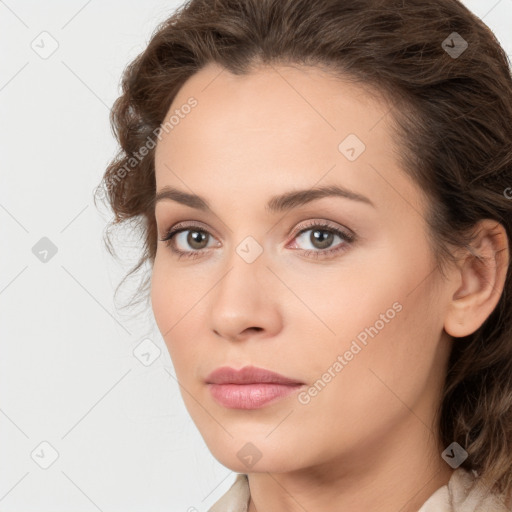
[96,0,512,510]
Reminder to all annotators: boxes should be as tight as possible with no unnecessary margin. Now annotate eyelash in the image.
[159,220,356,261]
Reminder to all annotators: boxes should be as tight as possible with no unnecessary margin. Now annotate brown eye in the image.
[162,228,212,251]
[184,230,209,250]
[289,221,356,260]
[159,222,220,260]
[308,229,335,250]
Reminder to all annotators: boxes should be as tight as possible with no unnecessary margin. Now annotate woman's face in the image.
[151,62,454,473]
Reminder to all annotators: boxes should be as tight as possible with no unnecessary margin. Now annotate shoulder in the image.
[450,468,512,512]
[207,473,250,512]
[419,468,512,512]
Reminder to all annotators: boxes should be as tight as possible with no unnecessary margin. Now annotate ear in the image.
[444,219,509,338]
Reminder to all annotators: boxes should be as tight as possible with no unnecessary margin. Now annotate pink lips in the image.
[205,365,304,409]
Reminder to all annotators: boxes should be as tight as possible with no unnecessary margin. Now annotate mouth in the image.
[205,365,305,409]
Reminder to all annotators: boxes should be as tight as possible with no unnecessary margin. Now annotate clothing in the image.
[208,468,511,512]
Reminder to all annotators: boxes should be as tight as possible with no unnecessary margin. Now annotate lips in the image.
[205,365,305,409]
[205,365,304,385]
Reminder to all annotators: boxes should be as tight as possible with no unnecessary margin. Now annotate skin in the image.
[150,61,509,512]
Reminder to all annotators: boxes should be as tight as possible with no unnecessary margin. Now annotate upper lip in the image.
[205,365,304,385]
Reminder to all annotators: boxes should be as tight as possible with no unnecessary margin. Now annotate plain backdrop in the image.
[1,1,511,510]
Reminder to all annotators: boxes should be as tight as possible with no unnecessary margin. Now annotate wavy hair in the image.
[95,0,512,498]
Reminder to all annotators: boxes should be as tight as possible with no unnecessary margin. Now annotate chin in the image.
[204,434,305,474]
[215,454,302,474]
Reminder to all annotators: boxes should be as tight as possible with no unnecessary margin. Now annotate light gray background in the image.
[1,1,511,510]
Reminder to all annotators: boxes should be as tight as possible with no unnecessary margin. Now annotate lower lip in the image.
[207,383,303,409]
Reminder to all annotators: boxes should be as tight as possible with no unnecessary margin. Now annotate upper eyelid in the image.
[164,220,216,239]
[163,219,349,236]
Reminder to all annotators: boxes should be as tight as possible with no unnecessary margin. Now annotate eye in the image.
[287,220,355,259]
[159,221,219,259]
[159,219,356,260]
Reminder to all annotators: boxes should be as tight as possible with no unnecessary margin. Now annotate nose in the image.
[208,250,282,343]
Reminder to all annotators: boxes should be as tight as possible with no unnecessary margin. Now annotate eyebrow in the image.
[154,184,375,214]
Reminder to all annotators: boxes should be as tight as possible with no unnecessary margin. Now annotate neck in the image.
[246,414,454,512]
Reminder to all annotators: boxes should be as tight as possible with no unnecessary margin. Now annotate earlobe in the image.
[444,220,509,338]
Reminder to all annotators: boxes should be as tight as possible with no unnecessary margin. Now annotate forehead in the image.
[153,62,421,214]
[156,62,392,156]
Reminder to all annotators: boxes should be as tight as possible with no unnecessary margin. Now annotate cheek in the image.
[150,257,207,377]
[150,258,186,359]
[305,240,441,401]
[288,290,443,463]
[150,253,197,329]
[150,257,172,334]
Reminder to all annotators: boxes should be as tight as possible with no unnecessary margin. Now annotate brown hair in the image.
[95,0,512,498]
